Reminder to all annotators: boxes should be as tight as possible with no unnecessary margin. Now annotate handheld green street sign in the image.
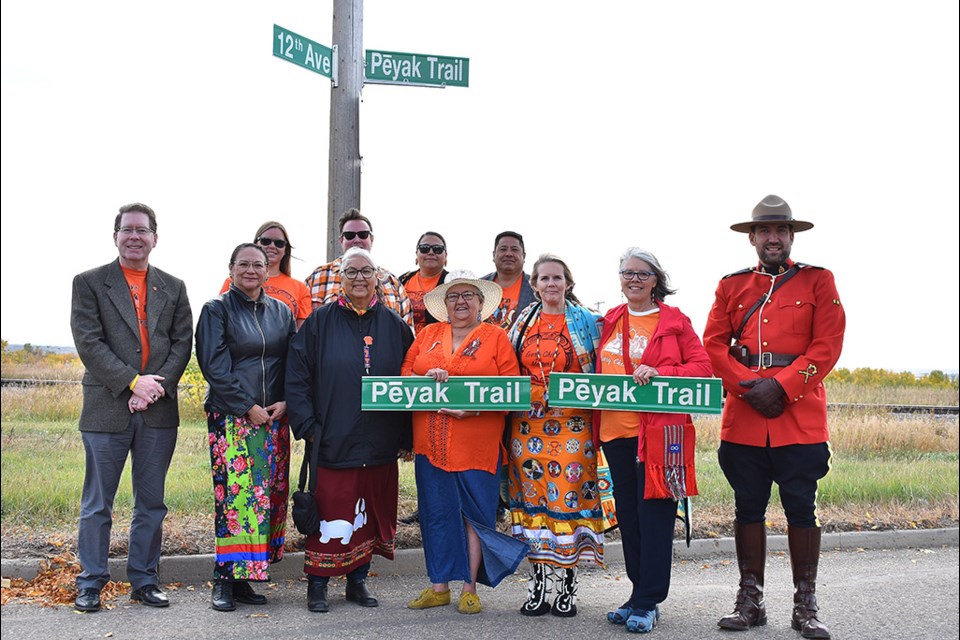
[362,376,529,411]
[547,373,721,414]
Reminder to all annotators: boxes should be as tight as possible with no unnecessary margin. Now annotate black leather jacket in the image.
[196,286,296,416]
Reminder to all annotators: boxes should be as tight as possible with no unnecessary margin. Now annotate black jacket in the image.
[286,300,414,469]
[196,286,296,416]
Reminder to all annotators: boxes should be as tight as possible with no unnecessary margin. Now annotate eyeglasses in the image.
[117,226,154,236]
[620,270,656,281]
[257,237,287,249]
[341,230,372,241]
[418,243,446,255]
[343,267,376,280]
[445,291,479,303]
[234,261,267,271]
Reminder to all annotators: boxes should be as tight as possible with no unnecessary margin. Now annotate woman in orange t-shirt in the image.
[402,271,527,615]
[398,231,449,335]
[220,221,312,329]
[596,248,712,633]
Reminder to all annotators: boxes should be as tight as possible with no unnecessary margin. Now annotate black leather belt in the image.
[748,352,798,368]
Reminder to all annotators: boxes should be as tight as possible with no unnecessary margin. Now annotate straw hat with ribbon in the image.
[423,269,503,323]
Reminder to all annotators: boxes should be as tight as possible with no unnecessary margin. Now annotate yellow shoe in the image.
[458,591,482,614]
[408,587,451,609]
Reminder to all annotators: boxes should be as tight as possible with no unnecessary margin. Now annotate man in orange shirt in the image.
[71,203,193,612]
[703,195,844,640]
[480,230,537,520]
[481,231,535,332]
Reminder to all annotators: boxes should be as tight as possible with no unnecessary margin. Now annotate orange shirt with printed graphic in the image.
[489,277,522,330]
[598,310,660,442]
[401,271,443,335]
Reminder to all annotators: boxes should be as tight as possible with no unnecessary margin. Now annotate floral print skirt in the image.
[207,412,290,581]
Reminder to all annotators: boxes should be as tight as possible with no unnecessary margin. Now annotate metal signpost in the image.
[272,5,468,261]
[362,376,529,411]
[547,373,723,414]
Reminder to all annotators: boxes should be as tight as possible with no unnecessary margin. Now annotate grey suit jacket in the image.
[71,259,193,432]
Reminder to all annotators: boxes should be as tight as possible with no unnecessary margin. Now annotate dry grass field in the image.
[2,356,957,559]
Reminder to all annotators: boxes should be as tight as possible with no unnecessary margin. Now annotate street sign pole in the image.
[327,0,363,261]
[274,4,468,262]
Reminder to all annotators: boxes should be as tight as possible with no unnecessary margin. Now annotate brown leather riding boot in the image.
[788,526,831,639]
[718,521,767,631]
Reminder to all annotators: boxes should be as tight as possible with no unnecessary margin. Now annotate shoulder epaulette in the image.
[721,267,754,280]
[722,263,824,279]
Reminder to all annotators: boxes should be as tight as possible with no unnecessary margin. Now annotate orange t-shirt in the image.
[598,310,660,442]
[121,266,150,370]
[489,277,523,330]
[516,313,581,387]
[220,272,312,322]
[401,322,520,474]
[401,271,443,334]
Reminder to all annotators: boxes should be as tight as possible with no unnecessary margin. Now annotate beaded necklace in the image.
[534,313,564,408]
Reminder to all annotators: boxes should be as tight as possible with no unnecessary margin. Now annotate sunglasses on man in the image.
[341,230,372,240]
[417,244,446,255]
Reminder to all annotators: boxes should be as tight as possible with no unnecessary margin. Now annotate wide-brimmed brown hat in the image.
[424,269,502,323]
[730,195,814,233]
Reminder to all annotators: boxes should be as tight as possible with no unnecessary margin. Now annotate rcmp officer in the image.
[703,195,845,639]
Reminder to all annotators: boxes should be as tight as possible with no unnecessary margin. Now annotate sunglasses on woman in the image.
[418,244,446,255]
[341,230,372,240]
[257,237,287,249]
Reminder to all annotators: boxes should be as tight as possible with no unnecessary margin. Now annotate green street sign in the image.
[273,24,338,84]
[362,376,529,411]
[547,373,722,414]
[364,49,469,87]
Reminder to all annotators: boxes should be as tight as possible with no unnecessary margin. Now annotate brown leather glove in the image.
[739,378,787,418]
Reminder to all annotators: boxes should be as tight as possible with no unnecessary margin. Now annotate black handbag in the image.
[291,449,320,535]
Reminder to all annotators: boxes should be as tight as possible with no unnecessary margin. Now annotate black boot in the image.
[789,527,831,639]
[718,522,767,630]
[346,579,379,607]
[307,576,329,613]
[520,563,553,616]
[551,567,578,617]
[234,580,267,605]
[211,581,235,612]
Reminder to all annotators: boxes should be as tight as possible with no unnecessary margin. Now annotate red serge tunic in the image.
[703,262,845,447]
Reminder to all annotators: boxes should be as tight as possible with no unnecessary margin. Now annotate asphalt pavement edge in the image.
[3,527,957,584]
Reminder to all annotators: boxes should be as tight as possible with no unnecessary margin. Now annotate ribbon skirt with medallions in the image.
[507,386,605,567]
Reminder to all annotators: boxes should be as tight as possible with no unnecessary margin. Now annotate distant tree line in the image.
[4,339,957,391]
[828,367,958,390]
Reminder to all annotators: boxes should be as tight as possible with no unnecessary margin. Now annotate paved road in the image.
[2,544,957,640]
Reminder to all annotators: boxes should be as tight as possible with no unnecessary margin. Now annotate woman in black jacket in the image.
[286,247,414,614]
[196,243,296,612]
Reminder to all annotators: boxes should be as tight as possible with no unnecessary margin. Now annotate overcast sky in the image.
[2,1,957,372]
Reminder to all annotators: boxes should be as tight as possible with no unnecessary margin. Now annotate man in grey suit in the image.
[71,203,193,612]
